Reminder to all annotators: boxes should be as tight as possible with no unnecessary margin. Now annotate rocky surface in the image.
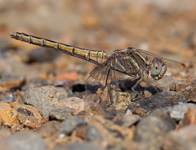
[0,131,46,150]
[0,0,196,150]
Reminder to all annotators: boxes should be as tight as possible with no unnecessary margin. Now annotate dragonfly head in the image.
[150,58,167,80]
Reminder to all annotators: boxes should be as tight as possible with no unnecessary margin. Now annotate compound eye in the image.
[151,58,166,80]
[155,62,160,71]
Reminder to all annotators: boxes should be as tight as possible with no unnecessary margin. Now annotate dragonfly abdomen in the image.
[10,32,108,65]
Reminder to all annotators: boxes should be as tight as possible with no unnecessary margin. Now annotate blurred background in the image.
[0,0,195,84]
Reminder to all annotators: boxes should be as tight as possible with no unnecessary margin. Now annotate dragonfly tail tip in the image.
[9,32,17,38]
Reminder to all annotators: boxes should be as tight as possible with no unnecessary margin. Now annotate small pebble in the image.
[166,103,196,121]
[37,121,61,138]
[0,128,11,140]
[49,108,72,120]
[28,47,59,63]
[107,146,127,150]
[86,125,102,141]
[54,141,102,150]
[56,117,88,137]
[123,115,141,127]
[29,77,48,86]
[1,93,15,102]
[162,125,196,150]
[0,72,25,92]
[133,115,176,150]
[128,91,186,116]
[22,85,72,115]
[0,131,45,150]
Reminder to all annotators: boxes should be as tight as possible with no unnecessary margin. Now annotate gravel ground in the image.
[0,0,196,150]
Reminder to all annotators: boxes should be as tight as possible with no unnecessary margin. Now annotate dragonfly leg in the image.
[131,77,142,91]
[129,77,146,99]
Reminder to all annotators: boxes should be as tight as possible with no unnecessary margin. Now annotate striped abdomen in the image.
[10,32,108,65]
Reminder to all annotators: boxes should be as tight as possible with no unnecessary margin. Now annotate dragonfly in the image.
[10,32,185,105]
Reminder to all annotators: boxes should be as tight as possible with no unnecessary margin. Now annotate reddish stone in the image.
[178,106,196,129]
[0,102,18,127]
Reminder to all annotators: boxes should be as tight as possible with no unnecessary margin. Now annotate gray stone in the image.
[28,47,59,62]
[123,114,141,127]
[1,93,15,102]
[22,85,72,115]
[165,103,196,121]
[37,121,61,138]
[128,91,186,116]
[56,117,88,137]
[162,125,196,150]
[29,77,48,86]
[86,125,102,141]
[0,131,45,150]
[107,146,127,150]
[49,108,72,120]
[54,142,102,150]
[0,128,11,140]
[133,115,176,150]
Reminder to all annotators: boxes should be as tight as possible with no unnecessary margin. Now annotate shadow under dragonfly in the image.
[84,78,162,109]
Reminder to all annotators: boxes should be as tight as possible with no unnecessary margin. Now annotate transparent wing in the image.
[85,57,138,106]
[136,48,185,68]
[86,59,114,91]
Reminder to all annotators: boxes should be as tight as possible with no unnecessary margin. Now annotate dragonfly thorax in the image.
[150,58,167,80]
